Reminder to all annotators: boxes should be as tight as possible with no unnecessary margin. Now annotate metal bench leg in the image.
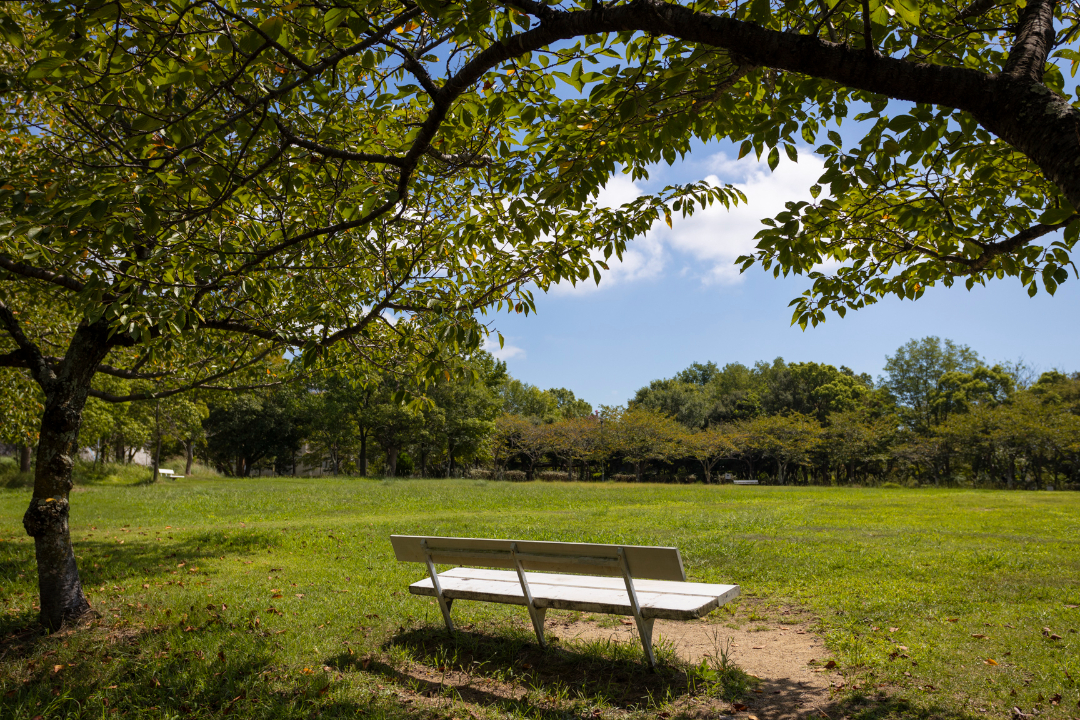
[618,547,656,669]
[511,543,546,647]
[421,539,454,633]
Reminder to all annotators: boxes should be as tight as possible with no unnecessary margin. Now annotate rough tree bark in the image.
[358,432,368,477]
[17,321,114,629]
[19,443,32,473]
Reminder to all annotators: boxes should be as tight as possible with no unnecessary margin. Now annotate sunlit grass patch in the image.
[1,478,1078,719]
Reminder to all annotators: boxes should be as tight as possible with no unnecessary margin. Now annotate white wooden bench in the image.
[390,535,739,668]
[156,469,184,479]
[733,479,758,485]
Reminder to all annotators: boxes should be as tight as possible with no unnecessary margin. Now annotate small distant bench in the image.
[157,469,184,479]
[733,479,758,485]
[391,535,739,668]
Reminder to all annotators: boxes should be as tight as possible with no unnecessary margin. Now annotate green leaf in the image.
[259,16,284,41]
[26,57,66,79]
[768,147,780,171]
[891,0,920,26]
[1038,207,1074,225]
[324,7,349,31]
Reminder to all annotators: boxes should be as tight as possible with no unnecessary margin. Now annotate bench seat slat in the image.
[408,570,739,621]
[441,567,736,598]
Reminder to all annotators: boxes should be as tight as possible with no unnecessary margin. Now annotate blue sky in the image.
[482,139,1080,409]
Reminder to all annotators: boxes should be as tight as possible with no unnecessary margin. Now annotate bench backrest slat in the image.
[390,535,686,582]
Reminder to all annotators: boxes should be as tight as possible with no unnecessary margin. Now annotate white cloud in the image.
[550,174,668,296]
[483,335,525,361]
[663,150,826,284]
[548,149,825,295]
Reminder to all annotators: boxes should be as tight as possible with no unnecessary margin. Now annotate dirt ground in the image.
[552,612,843,720]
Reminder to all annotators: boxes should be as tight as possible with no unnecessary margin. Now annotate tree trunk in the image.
[152,400,161,483]
[387,446,399,477]
[359,432,368,477]
[22,323,113,630]
[19,443,32,473]
[185,441,194,475]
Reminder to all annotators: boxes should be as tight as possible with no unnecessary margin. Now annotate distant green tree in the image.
[741,413,823,485]
[205,391,305,477]
[682,424,744,484]
[499,379,559,422]
[547,387,593,420]
[370,395,423,478]
[883,337,982,431]
[823,409,898,485]
[428,356,504,476]
[608,406,681,482]
[0,368,41,472]
[759,360,871,421]
[929,365,1014,424]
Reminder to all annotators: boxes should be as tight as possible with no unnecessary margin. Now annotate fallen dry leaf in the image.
[985,658,998,666]
[824,660,837,669]
[972,633,988,639]
[889,627,899,633]
[946,618,959,622]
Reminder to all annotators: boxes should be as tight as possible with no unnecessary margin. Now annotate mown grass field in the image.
[1,473,1078,720]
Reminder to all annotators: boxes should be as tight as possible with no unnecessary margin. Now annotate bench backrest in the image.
[390,535,686,582]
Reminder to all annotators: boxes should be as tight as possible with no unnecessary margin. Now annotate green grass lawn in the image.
[1,476,1078,720]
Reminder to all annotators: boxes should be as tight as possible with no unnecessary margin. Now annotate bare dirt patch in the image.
[550,610,843,720]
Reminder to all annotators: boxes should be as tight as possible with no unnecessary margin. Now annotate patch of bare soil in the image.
[552,611,842,720]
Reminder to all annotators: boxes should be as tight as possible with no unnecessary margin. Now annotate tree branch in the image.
[0,299,55,389]
[85,347,280,403]
[278,123,407,166]
[0,256,88,294]
[1003,0,1056,81]
[960,217,1075,273]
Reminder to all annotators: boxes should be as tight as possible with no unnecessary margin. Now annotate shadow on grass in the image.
[361,626,986,720]
[0,614,411,720]
[370,624,748,712]
[0,530,284,636]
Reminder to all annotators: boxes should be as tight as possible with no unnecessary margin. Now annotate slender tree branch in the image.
[278,123,407,166]
[861,0,875,54]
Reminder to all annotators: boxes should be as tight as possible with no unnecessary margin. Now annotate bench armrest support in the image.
[511,543,547,647]
[618,547,656,669]
[421,539,455,633]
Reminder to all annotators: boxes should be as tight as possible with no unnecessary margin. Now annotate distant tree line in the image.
[492,337,1080,490]
[3,336,1077,489]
